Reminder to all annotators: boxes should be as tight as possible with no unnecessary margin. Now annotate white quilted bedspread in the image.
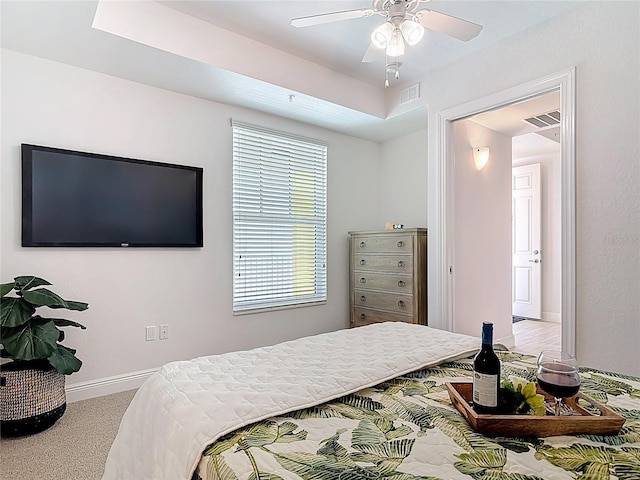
[102,322,481,480]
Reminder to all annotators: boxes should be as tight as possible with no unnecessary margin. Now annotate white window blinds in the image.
[232,120,327,312]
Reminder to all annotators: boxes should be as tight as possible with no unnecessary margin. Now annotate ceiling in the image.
[466,90,561,159]
[1,1,580,142]
[158,1,579,88]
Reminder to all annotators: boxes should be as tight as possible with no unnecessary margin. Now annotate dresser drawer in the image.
[353,254,412,273]
[354,289,413,314]
[353,272,413,293]
[352,307,413,326]
[352,235,413,253]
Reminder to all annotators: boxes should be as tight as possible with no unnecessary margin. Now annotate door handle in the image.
[528,259,540,263]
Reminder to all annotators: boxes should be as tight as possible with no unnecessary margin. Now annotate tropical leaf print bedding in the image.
[193,352,640,480]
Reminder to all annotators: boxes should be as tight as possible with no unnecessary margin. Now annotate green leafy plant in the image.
[0,276,88,375]
[500,376,546,415]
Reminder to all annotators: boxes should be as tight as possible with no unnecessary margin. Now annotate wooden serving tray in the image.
[446,382,625,437]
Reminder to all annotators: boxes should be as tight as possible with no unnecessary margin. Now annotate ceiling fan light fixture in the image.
[400,19,424,46]
[371,22,393,49]
[386,27,405,57]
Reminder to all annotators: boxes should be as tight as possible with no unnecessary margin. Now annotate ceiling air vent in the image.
[399,83,420,105]
[524,110,560,129]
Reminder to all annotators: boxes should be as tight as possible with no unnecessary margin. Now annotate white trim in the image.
[558,69,577,357]
[434,68,577,356]
[65,368,157,403]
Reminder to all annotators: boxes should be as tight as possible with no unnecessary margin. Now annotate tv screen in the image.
[22,144,203,247]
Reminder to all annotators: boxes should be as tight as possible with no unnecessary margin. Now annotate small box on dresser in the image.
[349,228,427,328]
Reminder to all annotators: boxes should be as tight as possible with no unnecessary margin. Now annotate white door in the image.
[512,163,541,319]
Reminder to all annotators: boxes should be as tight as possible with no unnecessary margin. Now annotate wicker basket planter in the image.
[0,362,66,437]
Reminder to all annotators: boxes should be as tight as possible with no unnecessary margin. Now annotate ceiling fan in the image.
[291,0,483,86]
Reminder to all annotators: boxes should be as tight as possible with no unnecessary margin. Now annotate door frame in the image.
[434,68,576,355]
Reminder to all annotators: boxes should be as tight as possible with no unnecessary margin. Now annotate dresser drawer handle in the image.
[359,241,366,248]
[397,241,404,248]
[360,277,366,284]
[397,300,405,308]
[397,280,405,288]
[360,313,366,320]
[360,295,366,302]
[359,259,366,266]
[397,261,405,268]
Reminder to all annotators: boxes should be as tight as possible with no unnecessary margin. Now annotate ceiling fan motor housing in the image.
[374,0,423,18]
[388,3,407,24]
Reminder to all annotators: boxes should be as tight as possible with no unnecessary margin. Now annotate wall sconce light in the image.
[473,147,490,170]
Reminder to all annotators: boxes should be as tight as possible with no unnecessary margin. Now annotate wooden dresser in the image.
[349,228,427,328]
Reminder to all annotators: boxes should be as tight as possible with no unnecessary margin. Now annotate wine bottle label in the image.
[473,371,498,407]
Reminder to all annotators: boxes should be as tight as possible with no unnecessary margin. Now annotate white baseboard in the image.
[541,312,561,323]
[65,368,157,403]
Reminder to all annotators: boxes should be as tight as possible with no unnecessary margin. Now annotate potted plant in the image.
[0,275,88,436]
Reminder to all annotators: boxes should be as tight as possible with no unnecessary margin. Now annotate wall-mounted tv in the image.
[22,144,203,247]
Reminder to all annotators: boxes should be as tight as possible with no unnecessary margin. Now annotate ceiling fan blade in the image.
[415,9,483,41]
[361,42,382,63]
[291,9,374,28]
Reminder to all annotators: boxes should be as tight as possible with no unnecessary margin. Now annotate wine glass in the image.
[536,350,581,416]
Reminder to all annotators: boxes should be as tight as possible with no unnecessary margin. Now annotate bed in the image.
[102,323,640,480]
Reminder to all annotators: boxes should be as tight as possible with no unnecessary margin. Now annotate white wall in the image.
[513,150,562,321]
[424,1,640,375]
[378,129,428,229]
[452,119,513,343]
[0,50,384,397]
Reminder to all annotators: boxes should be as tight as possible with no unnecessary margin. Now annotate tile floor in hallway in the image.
[511,319,561,357]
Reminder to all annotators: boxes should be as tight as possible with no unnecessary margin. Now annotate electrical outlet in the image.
[145,326,156,341]
[159,324,169,340]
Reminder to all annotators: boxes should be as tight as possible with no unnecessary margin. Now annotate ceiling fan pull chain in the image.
[384,52,390,88]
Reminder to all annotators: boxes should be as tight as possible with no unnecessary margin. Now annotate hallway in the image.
[511,319,561,357]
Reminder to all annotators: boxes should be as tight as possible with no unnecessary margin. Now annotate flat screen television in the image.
[22,144,203,247]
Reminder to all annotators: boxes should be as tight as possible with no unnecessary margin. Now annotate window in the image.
[232,121,327,312]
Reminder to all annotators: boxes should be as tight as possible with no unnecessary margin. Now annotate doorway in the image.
[467,91,562,323]
[462,92,562,354]
[434,69,576,355]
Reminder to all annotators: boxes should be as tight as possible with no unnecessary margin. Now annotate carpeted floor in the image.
[0,389,136,480]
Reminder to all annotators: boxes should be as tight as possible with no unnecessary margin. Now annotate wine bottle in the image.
[472,322,501,414]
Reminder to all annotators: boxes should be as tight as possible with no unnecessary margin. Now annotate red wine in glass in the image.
[536,351,580,415]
